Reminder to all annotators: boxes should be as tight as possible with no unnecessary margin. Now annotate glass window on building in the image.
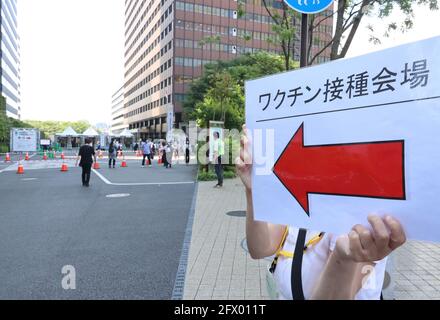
[195,4,204,14]
[184,58,192,68]
[221,8,229,18]
[195,23,203,32]
[176,1,185,11]
[176,20,184,29]
[212,7,220,16]
[204,6,212,15]
[185,3,194,12]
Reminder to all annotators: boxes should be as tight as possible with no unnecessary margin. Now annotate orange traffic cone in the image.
[61,152,65,160]
[17,163,24,174]
[5,152,11,162]
[43,152,48,161]
[61,162,68,172]
[25,153,30,161]
[93,162,100,170]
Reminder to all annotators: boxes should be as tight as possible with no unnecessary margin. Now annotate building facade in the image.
[123,0,333,139]
[0,0,20,119]
[110,86,128,135]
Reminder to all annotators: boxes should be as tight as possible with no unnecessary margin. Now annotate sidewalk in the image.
[183,179,269,300]
[183,178,440,300]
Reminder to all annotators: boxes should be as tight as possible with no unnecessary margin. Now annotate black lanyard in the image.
[291,228,307,300]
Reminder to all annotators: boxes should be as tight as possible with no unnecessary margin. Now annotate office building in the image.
[123,0,333,139]
[1,0,20,119]
[110,86,128,135]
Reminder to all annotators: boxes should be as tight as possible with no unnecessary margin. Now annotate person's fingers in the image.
[241,137,252,165]
[235,157,245,170]
[384,215,406,250]
[240,145,246,163]
[368,215,390,251]
[349,230,366,262]
[352,224,375,252]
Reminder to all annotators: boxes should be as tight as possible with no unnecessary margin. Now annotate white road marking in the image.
[91,169,195,186]
[106,193,131,198]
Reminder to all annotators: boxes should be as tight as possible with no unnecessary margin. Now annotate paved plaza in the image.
[0,155,197,299]
[1,153,440,300]
[183,179,440,300]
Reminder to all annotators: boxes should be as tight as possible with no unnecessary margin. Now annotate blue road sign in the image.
[284,0,334,14]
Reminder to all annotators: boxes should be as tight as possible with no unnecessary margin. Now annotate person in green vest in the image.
[213,131,225,188]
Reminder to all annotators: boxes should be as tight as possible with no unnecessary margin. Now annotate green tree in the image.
[260,0,438,66]
[258,0,299,70]
[192,77,244,129]
[184,51,286,127]
[0,97,33,152]
[23,120,91,138]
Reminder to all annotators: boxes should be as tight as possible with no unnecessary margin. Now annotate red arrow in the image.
[273,123,406,216]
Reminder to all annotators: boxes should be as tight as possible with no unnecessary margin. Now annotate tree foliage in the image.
[184,52,287,129]
[23,120,91,138]
[259,0,438,67]
[0,97,33,152]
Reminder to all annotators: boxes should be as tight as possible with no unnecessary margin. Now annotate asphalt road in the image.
[0,163,197,299]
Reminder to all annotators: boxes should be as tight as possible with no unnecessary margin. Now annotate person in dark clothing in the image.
[185,137,190,165]
[213,131,224,188]
[76,138,97,187]
[108,140,116,168]
[161,141,171,168]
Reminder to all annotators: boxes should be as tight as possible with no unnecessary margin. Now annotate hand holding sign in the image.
[235,125,253,191]
[335,215,406,263]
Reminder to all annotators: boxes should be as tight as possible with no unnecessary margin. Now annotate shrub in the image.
[197,167,236,181]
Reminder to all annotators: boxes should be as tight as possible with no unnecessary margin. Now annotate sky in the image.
[18,1,440,125]
[348,4,440,58]
[19,0,125,124]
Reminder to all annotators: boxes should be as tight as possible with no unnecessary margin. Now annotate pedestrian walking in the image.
[141,139,152,167]
[166,142,173,168]
[75,138,97,187]
[213,131,224,188]
[235,125,407,300]
[185,137,190,165]
[160,141,171,168]
[108,140,116,168]
[150,141,156,160]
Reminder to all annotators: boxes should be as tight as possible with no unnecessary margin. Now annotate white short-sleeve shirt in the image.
[273,226,387,300]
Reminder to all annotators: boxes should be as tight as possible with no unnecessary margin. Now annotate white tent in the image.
[59,126,79,137]
[56,127,80,150]
[82,127,100,137]
[119,128,134,138]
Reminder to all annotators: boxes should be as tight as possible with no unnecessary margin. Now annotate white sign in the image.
[40,139,51,146]
[166,107,174,141]
[245,36,440,242]
[11,128,39,152]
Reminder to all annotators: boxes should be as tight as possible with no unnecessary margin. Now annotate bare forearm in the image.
[245,189,280,259]
[310,252,369,300]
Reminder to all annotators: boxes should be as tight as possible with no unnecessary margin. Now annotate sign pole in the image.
[300,13,308,68]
